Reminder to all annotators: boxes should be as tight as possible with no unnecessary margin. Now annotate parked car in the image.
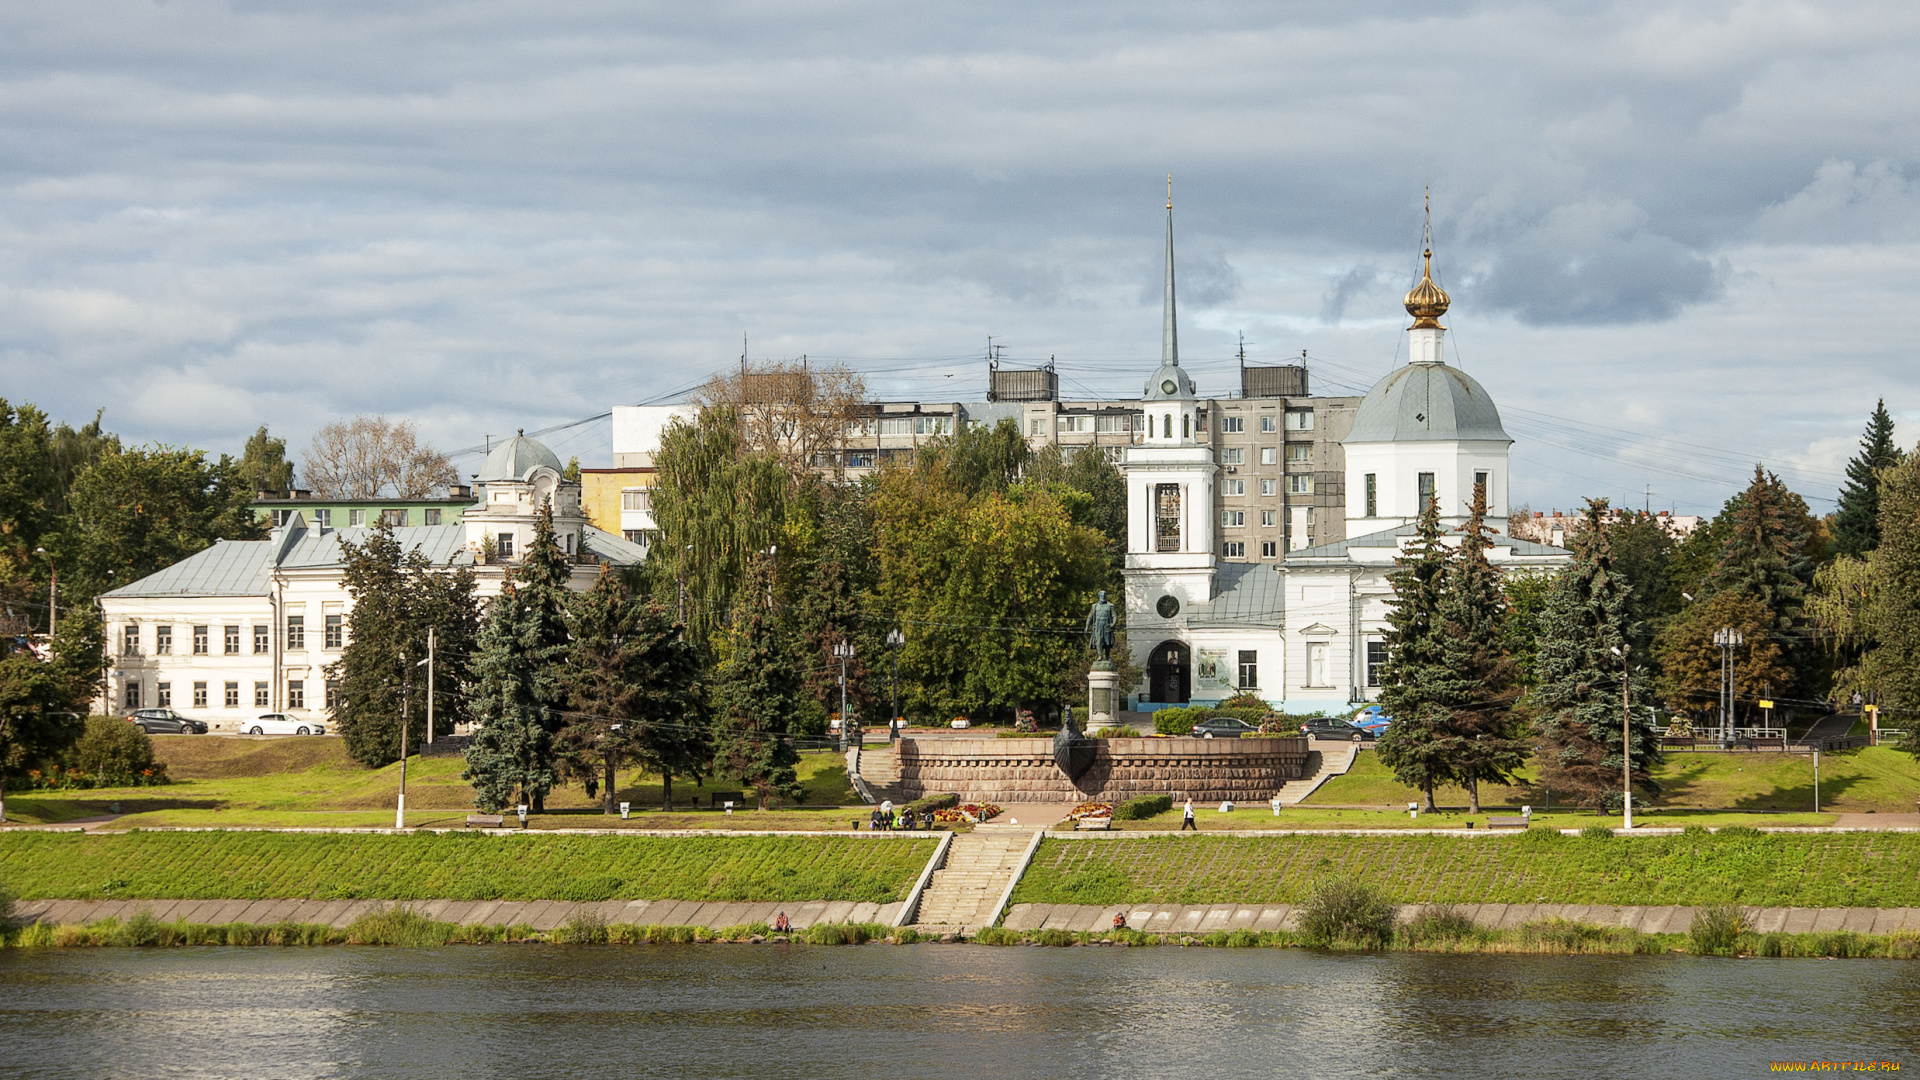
[1191,717,1258,738]
[127,709,207,735]
[1301,716,1376,742]
[1350,705,1392,734]
[242,713,326,736]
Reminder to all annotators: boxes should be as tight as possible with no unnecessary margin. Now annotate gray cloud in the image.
[0,1,1917,511]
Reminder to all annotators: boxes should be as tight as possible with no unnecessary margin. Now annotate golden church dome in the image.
[1403,248,1450,329]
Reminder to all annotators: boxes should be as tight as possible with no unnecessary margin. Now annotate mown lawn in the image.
[0,831,935,902]
[1302,747,1920,814]
[1011,830,1920,908]
[1,737,858,827]
[1114,805,1835,831]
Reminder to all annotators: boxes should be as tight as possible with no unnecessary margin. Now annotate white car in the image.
[242,713,326,736]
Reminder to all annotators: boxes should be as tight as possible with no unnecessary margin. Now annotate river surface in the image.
[0,945,1914,1079]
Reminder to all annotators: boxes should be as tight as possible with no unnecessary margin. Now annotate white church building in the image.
[1122,205,1571,715]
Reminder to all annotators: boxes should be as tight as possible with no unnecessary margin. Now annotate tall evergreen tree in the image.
[462,504,573,812]
[1706,466,1822,698]
[328,523,478,766]
[1869,452,1920,752]
[1374,498,1455,809]
[1833,400,1901,557]
[560,567,708,813]
[1530,499,1662,811]
[1438,482,1530,813]
[712,551,805,809]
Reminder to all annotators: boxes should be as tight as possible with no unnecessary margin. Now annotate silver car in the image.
[242,713,326,736]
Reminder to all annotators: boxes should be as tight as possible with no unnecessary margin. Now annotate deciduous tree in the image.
[303,415,456,499]
[693,359,866,476]
[54,446,260,606]
[1652,592,1789,725]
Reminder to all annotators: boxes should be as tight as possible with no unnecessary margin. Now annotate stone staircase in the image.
[849,744,905,805]
[1274,743,1360,805]
[911,830,1036,930]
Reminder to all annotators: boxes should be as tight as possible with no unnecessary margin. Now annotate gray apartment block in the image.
[813,362,1359,562]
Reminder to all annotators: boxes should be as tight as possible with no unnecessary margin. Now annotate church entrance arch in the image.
[1148,640,1191,704]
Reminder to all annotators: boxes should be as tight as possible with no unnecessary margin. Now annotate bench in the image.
[465,814,505,829]
[1486,816,1530,829]
[1749,736,1785,751]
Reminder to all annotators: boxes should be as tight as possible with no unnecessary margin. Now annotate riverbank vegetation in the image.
[1011,828,1920,908]
[0,832,934,902]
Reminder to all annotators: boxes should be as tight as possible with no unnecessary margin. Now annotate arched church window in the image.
[1162,414,1172,440]
[1182,413,1190,439]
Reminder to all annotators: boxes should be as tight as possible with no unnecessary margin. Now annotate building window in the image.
[325,614,343,650]
[424,509,442,526]
[1182,414,1190,439]
[325,680,341,710]
[1260,478,1277,497]
[1261,540,1278,558]
[621,489,652,511]
[194,682,208,708]
[286,616,305,651]
[124,681,141,709]
[1261,447,1278,465]
[1030,419,1045,436]
[1220,448,1244,465]
[1237,650,1258,690]
[1307,641,1329,687]
[1287,475,1314,495]
[1094,414,1131,433]
[224,682,240,708]
[155,625,172,655]
[1161,414,1172,439]
[1056,415,1094,434]
[1221,510,1246,527]
[1365,474,1377,517]
[1419,472,1436,509]
[288,680,305,710]
[349,509,365,526]
[1474,471,1490,500]
[225,625,241,655]
[253,624,269,654]
[1261,510,1277,527]
[1154,483,1181,552]
[316,508,332,527]
[1261,415,1278,433]
[1221,416,1244,433]
[1285,410,1315,431]
[254,682,270,708]
[121,624,140,657]
[1223,479,1245,496]
[876,416,952,437]
[1222,541,1246,558]
[1367,641,1388,687]
[497,533,515,558]
[1287,443,1312,462]
[381,509,408,527]
[157,682,171,708]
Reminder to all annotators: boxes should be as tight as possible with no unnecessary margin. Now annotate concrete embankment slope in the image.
[11,897,903,931]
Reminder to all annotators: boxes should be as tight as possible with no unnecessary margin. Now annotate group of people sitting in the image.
[867,800,936,831]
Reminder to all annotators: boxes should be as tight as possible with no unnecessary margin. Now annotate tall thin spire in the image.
[1162,174,1179,366]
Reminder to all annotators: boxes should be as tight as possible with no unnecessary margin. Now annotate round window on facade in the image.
[1161,379,1178,395]
[1156,595,1180,619]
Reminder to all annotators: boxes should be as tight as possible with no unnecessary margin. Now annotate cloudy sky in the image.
[3,0,1917,514]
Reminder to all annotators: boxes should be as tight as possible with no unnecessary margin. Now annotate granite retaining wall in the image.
[1002,903,1920,936]
[897,736,1311,804]
[10,897,904,931]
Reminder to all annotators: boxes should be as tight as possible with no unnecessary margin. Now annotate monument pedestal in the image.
[1087,662,1123,733]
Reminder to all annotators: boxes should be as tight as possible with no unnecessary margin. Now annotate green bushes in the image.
[1579,825,1615,840]
[1296,878,1397,949]
[73,717,156,778]
[1401,905,1480,946]
[1152,707,1207,735]
[0,832,935,903]
[1112,794,1172,820]
[1688,904,1750,955]
[343,906,458,946]
[904,794,961,815]
[800,922,886,945]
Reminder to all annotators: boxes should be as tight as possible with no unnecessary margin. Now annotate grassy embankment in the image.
[0,831,935,901]
[1111,747,1920,830]
[0,736,860,829]
[1011,829,1920,908]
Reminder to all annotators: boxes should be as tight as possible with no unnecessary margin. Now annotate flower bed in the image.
[1067,801,1113,821]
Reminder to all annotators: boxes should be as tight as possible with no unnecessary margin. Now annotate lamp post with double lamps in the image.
[834,639,856,750]
[396,655,429,830]
[886,629,905,743]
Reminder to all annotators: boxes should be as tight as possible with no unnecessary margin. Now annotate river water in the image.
[0,945,1913,1079]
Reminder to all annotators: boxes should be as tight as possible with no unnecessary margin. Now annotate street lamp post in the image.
[834,639,855,750]
[886,629,904,744]
[398,656,428,830]
[1611,644,1633,830]
[33,547,54,637]
[1713,627,1744,744]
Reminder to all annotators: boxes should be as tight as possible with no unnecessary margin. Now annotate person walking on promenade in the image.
[1180,799,1196,831]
